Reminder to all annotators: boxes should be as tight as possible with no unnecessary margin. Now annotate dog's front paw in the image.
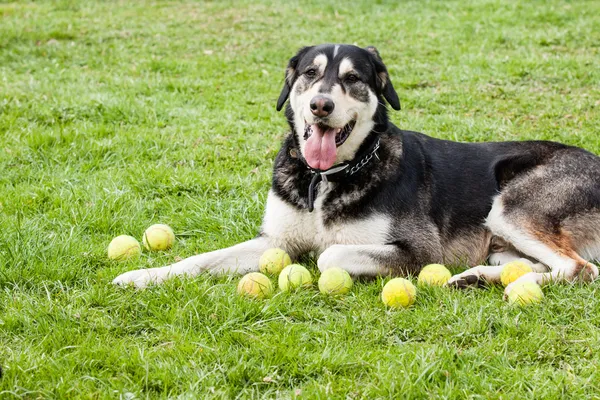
[582,262,599,282]
[112,267,167,289]
[446,270,486,289]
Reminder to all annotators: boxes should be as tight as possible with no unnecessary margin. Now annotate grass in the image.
[1,0,600,397]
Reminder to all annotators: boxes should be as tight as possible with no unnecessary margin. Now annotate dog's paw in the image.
[446,271,487,289]
[582,262,599,282]
[112,267,167,289]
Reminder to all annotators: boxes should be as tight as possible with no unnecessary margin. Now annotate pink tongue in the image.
[305,125,340,170]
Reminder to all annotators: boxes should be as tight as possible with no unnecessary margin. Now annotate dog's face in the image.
[277,44,400,170]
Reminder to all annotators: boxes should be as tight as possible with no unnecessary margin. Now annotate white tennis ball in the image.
[143,224,175,251]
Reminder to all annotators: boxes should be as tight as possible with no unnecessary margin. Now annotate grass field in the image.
[2,0,600,398]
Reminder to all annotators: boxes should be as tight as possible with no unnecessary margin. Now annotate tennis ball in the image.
[259,248,292,275]
[237,272,273,299]
[107,235,141,261]
[381,278,416,308]
[507,281,543,306]
[500,260,533,286]
[417,264,452,286]
[278,264,312,292]
[142,224,175,251]
[318,267,353,295]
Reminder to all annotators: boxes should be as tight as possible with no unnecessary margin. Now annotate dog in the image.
[113,44,600,298]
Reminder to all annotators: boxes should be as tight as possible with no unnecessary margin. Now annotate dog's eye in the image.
[345,74,359,83]
[304,68,317,78]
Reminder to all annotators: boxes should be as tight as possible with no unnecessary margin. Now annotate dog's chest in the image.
[262,188,390,253]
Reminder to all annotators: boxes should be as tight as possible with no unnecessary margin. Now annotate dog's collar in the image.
[296,138,381,212]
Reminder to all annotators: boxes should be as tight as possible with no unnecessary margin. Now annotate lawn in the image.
[1,0,600,398]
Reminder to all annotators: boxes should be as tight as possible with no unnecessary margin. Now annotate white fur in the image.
[333,45,340,58]
[486,197,577,272]
[262,189,391,254]
[313,54,328,74]
[338,58,354,76]
[318,244,396,276]
[112,237,272,288]
[488,250,523,265]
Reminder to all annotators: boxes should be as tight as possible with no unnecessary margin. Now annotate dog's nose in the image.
[310,95,335,118]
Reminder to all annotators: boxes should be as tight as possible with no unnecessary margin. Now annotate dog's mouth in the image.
[302,120,356,170]
[303,120,355,147]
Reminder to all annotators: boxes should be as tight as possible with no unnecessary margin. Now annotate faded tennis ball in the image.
[318,267,353,295]
[507,281,543,306]
[143,224,175,251]
[381,278,416,308]
[278,264,312,292]
[500,260,533,286]
[259,248,292,275]
[108,235,141,261]
[417,264,452,286]
[237,272,273,299]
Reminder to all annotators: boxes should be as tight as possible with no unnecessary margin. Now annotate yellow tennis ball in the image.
[417,264,452,286]
[278,264,312,292]
[500,261,533,286]
[259,248,292,275]
[318,267,353,295]
[142,224,175,251]
[507,281,543,306]
[237,272,273,300]
[381,278,416,308]
[107,235,141,261]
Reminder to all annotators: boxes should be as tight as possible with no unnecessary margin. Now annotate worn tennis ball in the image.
[259,248,292,275]
[278,264,313,292]
[417,263,452,286]
[500,260,533,286]
[318,267,353,295]
[381,278,417,308]
[107,235,141,261]
[237,272,273,299]
[142,224,175,251]
[507,281,543,306]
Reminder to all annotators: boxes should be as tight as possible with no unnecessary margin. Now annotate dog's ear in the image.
[277,46,312,111]
[365,46,401,111]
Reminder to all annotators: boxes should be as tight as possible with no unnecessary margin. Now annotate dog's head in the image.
[277,44,400,171]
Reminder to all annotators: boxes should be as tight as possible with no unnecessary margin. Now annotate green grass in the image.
[2,0,600,397]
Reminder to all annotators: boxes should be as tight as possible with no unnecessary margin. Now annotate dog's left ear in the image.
[365,46,401,110]
[277,46,313,111]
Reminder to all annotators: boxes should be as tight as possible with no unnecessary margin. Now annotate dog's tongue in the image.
[305,125,340,170]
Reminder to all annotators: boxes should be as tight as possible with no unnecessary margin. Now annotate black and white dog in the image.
[114,44,600,298]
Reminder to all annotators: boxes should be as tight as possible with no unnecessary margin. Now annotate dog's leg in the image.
[485,197,599,298]
[112,236,275,288]
[447,251,547,288]
[317,244,421,277]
